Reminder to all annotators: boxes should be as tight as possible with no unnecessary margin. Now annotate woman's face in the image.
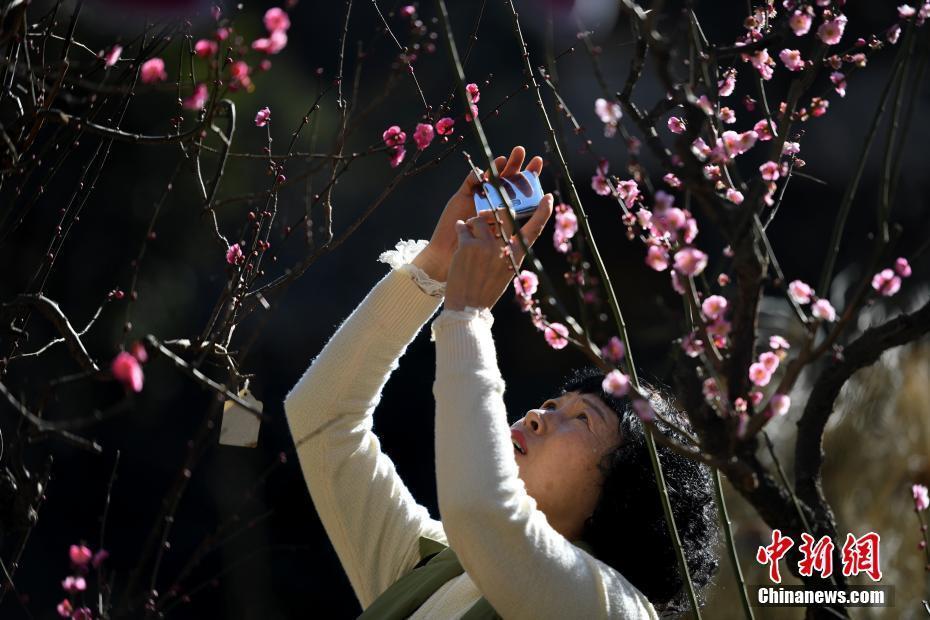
[510,390,622,541]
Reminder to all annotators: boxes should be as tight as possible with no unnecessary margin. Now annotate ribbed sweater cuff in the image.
[431,308,500,377]
[360,268,444,344]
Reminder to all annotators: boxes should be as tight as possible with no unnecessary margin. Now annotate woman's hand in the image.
[410,146,543,283]
[443,194,553,312]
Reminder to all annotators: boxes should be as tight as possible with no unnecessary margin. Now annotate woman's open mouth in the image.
[511,429,527,455]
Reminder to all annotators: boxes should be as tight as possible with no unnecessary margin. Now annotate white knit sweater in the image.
[283,240,659,619]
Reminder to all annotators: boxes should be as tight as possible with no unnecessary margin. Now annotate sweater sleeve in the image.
[431,310,660,620]
[283,240,449,609]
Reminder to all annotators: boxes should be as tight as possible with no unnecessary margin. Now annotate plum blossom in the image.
[226,243,244,265]
[544,323,569,349]
[615,180,640,208]
[759,161,780,181]
[194,39,218,58]
[759,351,780,373]
[770,394,791,416]
[140,58,167,84]
[788,280,813,304]
[514,270,539,298]
[633,400,656,422]
[264,7,291,32]
[594,98,623,137]
[830,71,847,97]
[62,575,87,593]
[601,336,625,363]
[895,257,912,277]
[719,107,736,124]
[783,141,801,156]
[104,44,122,67]
[702,295,728,320]
[818,14,848,45]
[707,318,731,348]
[400,5,416,17]
[388,147,406,168]
[663,173,681,188]
[382,125,406,148]
[130,341,148,363]
[57,600,72,618]
[252,30,288,54]
[899,4,917,18]
[812,299,837,321]
[779,49,805,71]
[591,159,611,196]
[726,188,744,204]
[413,123,434,150]
[718,69,737,97]
[673,247,708,276]
[749,49,775,80]
[111,352,143,392]
[749,362,772,387]
[182,83,208,110]
[790,10,813,36]
[914,484,930,511]
[871,268,902,297]
[681,332,704,358]
[667,116,687,134]
[553,203,578,252]
[887,24,902,45]
[465,82,481,103]
[254,106,271,127]
[770,335,790,350]
[228,61,252,90]
[702,377,719,402]
[435,117,454,135]
[645,245,670,272]
[70,544,93,566]
[602,370,630,397]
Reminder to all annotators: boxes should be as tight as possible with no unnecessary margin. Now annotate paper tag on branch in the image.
[219,386,262,448]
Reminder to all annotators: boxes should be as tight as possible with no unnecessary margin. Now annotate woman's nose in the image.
[524,409,547,434]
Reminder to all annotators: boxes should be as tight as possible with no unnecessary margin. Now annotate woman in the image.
[284,146,720,618]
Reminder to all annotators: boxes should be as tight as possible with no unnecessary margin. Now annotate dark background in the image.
[2,0,929,617]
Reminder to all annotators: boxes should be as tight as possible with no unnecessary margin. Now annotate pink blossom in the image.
[465,82,481,103]
[707,318,731,348]
[719,106,736,124]
[111,352,143,392]
[555,205,578,239]
[673,247,708,276]
[871,268,902,297]
[602,370,630,397]
[702,295,728,320]
[788,280,813,304]
[514,270,539,298]
[691,137,712,160]
[770,335,790,350]
[749,362,772,387]
[252,30,288,54]
[921,3,930,19]
[899,4,917,18]
[914,483,930,511]
[226,243,244,265]
[62,575,87,593]
[254,106,271,127]
[779,49,805,71]
[130,341,148,363]
[591,158,611,196]
[812,299,837,322]
[633,400,656,422]
[830,71,847,97]
[663,173,681,188]
[57,600,73,618]
[895,257,912,277]
[759,351,780,373]
[810,97,830,117]
[194,39,218,58]
[645,245,669,272]
[400,5,416,17]
[750,49,775,80]
[616,180,640,208]
[594,98,622,137]
[228,61,252,90]
[70,544,93,566]
[783,141,800,156]
[413,123,434,150]
[667,116,686,134]
[382,125,406,148]
[718,69,737,97]
[887,24,902,44]
[544,323,569,349]
[389,147,406,168]
[717,273,730,286]
[601,336,625,363]
[750,391,764,407]
[790,11,813,36]
[104,44,122,67]
[681,332,704,358]
[817,14,848,45]
[670,270,686,295]
[759,161,780,181]
[140,58,167,84]
[263,7,291,33]
[702,377,719,401]
[696,95,713,115]
[726,188,744,205]
[215,27,230,41]
[435,117,454,135]
[464,103,479,122]
[770,394,791,416]
[182,83,209,110]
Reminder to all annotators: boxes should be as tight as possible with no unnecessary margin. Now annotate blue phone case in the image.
[473,170,544,220]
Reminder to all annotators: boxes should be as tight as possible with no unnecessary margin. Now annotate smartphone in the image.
[473,170,545,221]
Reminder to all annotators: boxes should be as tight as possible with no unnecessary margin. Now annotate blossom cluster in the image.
[110,341,147,393]
[57,544,108,619]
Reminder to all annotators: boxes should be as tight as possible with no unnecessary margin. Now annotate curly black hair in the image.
[559,367,721,617]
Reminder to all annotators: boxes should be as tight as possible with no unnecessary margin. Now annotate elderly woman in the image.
[284,146,719,618]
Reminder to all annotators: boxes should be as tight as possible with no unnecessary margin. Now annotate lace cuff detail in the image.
[429,306,494,342]
[377,239,446,298]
